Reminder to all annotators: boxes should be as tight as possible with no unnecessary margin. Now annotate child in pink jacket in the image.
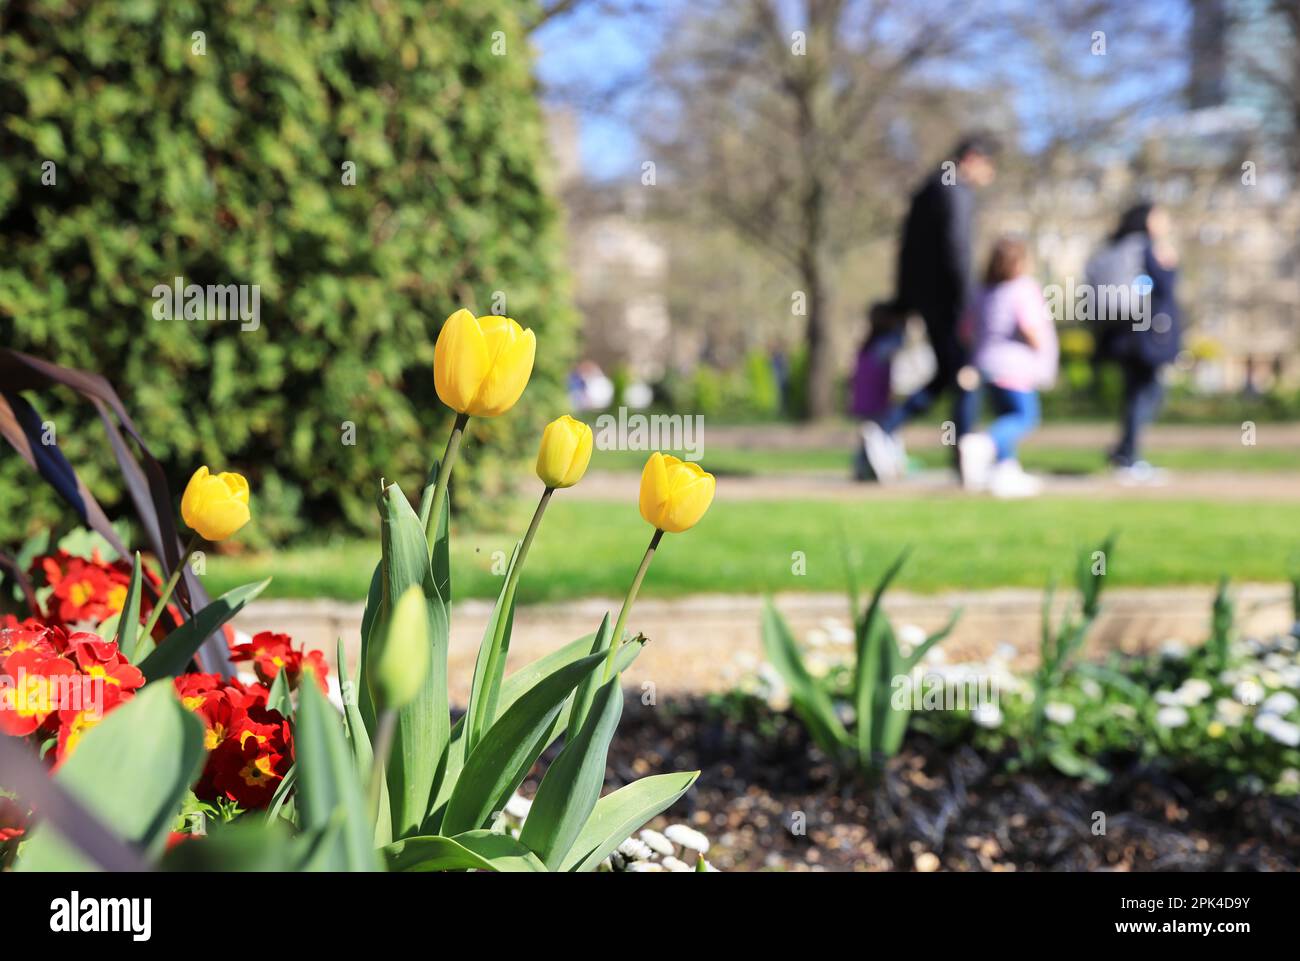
[958,237,1058,497]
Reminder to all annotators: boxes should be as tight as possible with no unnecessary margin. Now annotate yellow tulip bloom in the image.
[434,308,536,417]
[638,452,715,533]
[181,466,251,541]
[536,415,594,489]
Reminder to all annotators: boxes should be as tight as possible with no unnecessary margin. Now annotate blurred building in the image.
[545,108,672,383]
[988,0,1299,394]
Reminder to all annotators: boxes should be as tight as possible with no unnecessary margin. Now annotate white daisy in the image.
[663,824,710,854]
[1177,678,1213,706]
[504,794,532,821]
[1155,706,1189,729]
[1159,639,1188,661]
[638,828,675,857]
[1215,698,1246,725]
[896,623,927,656]
[618,837,653,862]
[1257,714,1300,747]
[661,856,693,873]
[827,623,855,646]
[1262,691,1299,716]
[625,860,663,872]
[1044,702,1076,725]
[972,701,1002,729]
[1233,679,1264,706]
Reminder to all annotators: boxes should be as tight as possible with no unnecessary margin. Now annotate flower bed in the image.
[0,315,717,873]
[601,695,1300,871]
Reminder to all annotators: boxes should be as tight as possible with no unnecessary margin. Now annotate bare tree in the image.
[1233,0,1300,174]
[640,0,991,418]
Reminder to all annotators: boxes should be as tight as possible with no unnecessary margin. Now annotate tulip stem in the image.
[368,708,397,827]
[604,528,664,680]
[425,413,470,552]
[472,486,554,740]
[139,533,201,643]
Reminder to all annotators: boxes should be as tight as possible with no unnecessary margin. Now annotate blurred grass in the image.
[594,445,1300,476]
[208,496,1300,603]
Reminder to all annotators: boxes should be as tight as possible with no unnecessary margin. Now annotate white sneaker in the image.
[891,434,908,471]
[1114,461,1169,487]
[988,459,1042,499]
[862,422,903,483]
[958,433,996,491]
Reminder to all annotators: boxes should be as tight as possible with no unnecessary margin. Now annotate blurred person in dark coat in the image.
[861,133,1000,482]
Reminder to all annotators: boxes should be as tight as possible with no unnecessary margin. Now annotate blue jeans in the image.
[985,385,1039,462]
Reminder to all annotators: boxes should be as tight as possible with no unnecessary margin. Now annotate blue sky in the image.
[533,0,1196,182]
[533,4,664,181]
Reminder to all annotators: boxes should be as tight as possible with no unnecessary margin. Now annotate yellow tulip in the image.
[433,308,536,417]
[536,415,594,489]
[181,466,251,541]
[638,452,715,533]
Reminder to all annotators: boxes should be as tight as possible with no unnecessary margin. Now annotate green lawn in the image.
[207,496,1300,603]
[596,445,1300,477]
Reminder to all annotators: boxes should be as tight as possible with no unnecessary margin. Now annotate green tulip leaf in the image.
[441,652,605,837]
[17,682,206,871]
[427,633,645,833]
[294,672,380,872]
[384,830,546,873]
[137,578,270,680]
[359,482,450,839]
[560,771,700,872]
[521,674,624,869]
[113,551,145,661]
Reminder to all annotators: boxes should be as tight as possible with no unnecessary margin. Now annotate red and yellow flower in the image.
[0,648,78,737]
[175,672,294,810]
[30,549,164,632]
[229,631,328,692]
[1,620,145,762]
[204,711,293,810]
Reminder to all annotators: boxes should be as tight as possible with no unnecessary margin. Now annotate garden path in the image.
[237,583,1293,702]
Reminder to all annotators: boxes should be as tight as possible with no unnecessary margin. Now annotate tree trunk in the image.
[800,249,835,420]
[795,37,835,422]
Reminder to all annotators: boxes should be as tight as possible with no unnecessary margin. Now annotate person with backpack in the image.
[861,133,999,482]
[1085,202,1182,482]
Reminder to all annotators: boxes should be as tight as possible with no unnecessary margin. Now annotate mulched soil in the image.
[589,696,1300,872]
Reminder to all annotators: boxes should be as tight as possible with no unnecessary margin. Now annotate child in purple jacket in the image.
[852,302,905,480]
